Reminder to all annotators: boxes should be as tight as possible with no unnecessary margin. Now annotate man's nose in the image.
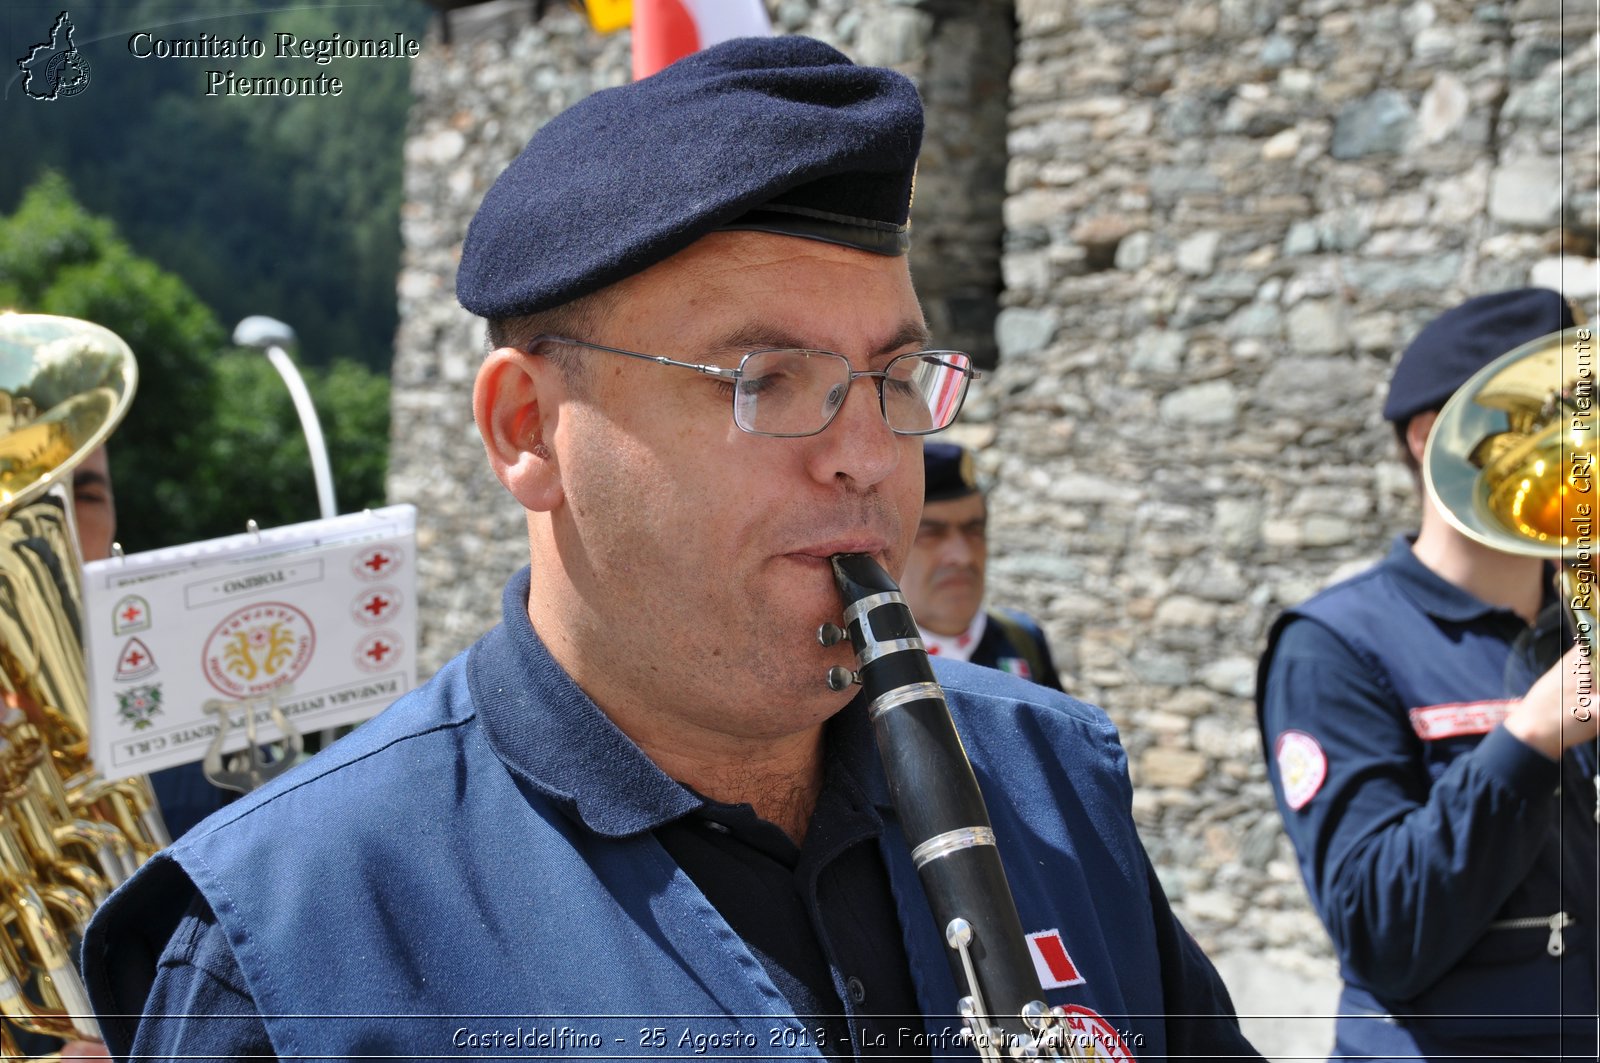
[808,372,899,488]
[937,529,976,565]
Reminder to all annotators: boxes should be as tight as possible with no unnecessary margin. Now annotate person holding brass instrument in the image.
[902,442,1063,690]
[1257,288,1600,1061]
[84,38,1259,1060]
[0,313,177,1059]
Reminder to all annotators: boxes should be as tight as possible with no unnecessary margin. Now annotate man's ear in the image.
[1406,410,1438,468]
[474,347,563,512]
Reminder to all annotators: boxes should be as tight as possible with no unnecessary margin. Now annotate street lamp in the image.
[232,315,337,521]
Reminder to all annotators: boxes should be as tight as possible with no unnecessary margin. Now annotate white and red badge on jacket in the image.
[1274,729,1328,810]
[1408,699,1513,740]
[1057,1005,1137,1060]
[1026,929,1086,989]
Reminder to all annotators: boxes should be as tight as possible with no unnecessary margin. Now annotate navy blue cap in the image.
[457,36,923,319]
[924,442,980,502]
[1383,288,1577,424]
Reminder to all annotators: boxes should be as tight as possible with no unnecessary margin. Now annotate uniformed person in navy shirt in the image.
[1257,288,1599,1061]
[83,37,1260,1061]
[902,442,1063,690]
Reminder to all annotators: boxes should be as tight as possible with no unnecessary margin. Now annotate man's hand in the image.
[1505,640,1600,760]
[59,1040,110,1059]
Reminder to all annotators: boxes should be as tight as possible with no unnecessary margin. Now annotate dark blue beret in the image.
[1384,288,1578,424]
[457,36,923,319]
[924,442,980,502]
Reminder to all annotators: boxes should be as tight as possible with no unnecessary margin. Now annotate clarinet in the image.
[820,553,1080,1061]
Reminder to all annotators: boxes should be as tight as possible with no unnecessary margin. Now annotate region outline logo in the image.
[17,11,91,101]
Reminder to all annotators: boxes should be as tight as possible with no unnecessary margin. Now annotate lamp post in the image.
[232,316,337,521]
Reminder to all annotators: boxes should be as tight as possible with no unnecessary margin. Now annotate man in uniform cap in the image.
[1256,288,1598,1060]
[86,37,1258,1059]
[902,442,1062,690]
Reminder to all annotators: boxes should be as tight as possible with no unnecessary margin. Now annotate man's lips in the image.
[785,539,891,563]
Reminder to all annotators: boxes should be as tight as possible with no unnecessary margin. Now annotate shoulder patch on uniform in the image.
[1274,729,1327,811]
[1025,929,1085,988]
[1408,699,1513,740]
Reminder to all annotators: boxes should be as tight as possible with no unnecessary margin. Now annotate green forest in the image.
[2,0,433,549]
[1,174,393,550]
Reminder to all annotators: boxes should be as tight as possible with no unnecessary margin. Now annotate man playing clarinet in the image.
[83,36,1277,1060]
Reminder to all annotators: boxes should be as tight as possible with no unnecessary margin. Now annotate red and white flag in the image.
[632,0,772,81]
[1025,929,1086,989]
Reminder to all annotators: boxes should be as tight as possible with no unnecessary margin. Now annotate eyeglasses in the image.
[526,334,979,438]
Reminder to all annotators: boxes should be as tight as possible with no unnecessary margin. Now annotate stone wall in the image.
[391,3,631,663]
[390,0,1599,1010]
[978,0,1597,974]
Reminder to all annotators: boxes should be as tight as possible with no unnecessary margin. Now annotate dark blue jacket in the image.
[1257,538,1598,1060]
[972,608,1063,691]
[84,569,1258,1060]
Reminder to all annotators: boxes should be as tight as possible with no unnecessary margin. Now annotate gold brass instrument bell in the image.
[0,312,170,1048]
[1424,324,1600,643]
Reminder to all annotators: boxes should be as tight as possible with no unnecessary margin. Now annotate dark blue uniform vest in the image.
[1257,540,1598,1060]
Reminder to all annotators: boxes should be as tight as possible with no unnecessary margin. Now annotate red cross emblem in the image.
[115,638,158,681]
[351,586,402,626]
[354,630,404,673]
[353,545,404,581]
[113,595,152,635]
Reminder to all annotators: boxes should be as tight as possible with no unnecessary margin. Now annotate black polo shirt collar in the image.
[466,567,891,838]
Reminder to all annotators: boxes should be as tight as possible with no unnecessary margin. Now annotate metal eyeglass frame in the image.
[524,333,980,438]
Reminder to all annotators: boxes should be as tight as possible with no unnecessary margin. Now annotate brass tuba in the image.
[0,312,170,1047]
[1424,323,1600,637]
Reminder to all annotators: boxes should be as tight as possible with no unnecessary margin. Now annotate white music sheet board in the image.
[82,505,418,780]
